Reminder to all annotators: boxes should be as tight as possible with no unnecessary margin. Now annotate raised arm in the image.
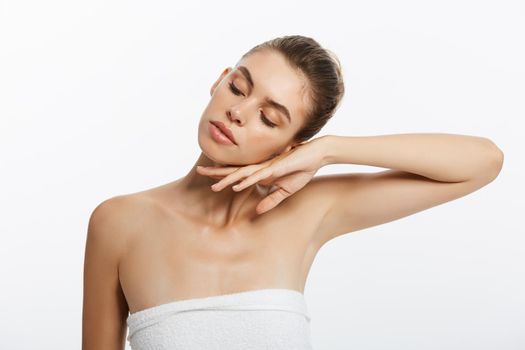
[308,133,504,247]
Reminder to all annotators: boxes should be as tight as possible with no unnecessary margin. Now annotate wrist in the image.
[314,135,337,167]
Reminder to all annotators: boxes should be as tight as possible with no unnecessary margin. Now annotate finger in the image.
[211,166,254,192]
[232,167,274,192]
[255,187,290,214]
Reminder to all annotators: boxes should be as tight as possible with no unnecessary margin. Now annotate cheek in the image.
[244,139,284,163]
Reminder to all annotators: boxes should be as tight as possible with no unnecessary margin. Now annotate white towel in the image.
[126,288,313,350]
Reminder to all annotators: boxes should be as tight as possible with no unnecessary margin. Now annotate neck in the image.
[174,152,270,228]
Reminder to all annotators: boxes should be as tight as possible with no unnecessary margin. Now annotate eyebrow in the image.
[236,65,292,124]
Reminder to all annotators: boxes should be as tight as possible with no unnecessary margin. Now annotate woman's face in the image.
[197,49,311,166]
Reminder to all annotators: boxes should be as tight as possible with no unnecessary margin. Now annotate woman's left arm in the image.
[318,133,504,183]
[302,133,505,245]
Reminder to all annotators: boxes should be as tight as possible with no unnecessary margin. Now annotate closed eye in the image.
[228,81,243,97]
[228,81,277,128]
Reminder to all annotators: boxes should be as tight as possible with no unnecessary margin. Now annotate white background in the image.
[1,0,523,349]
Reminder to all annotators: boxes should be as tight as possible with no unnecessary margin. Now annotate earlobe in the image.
[287,143,299,151]
[279,145,294,156]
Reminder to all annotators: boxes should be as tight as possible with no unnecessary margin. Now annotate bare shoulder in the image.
[87,197,134,255]
[88,196,129,242]
[82,193,155,349]
[84,192,163,267]
[87,193,154,242]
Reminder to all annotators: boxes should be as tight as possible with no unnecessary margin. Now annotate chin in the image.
[197,135,241,166]
[197,125,274,166]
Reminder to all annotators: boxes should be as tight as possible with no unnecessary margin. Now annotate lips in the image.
[211,121,237,145]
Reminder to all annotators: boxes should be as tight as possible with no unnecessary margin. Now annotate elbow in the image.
[491,146,504,180]
[480,138,504,182]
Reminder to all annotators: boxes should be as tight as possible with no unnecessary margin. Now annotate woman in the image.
[82,35,504,349]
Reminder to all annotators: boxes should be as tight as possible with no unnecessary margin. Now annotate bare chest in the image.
[118,201,324,314]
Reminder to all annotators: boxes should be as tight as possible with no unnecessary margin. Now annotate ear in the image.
[284,141,302,153]
[267,141,302,161]
[210,67,233,96]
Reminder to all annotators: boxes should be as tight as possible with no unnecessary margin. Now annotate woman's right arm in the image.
[82,197,130,350]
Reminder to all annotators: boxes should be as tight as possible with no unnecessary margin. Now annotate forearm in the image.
[317,133,504,182]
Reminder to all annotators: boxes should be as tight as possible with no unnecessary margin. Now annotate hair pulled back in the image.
[240,35,345,143]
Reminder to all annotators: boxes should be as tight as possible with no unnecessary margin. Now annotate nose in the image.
[227,99,255,126]
[227,107,243,126]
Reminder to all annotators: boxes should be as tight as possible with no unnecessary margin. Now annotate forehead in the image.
[234,50,310,122]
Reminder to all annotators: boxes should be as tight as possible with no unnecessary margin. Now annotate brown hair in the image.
[239,34,345,144]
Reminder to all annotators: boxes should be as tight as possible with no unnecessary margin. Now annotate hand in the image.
[196,137,327,215]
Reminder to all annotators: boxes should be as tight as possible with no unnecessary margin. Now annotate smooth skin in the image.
[82,49,504,349]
